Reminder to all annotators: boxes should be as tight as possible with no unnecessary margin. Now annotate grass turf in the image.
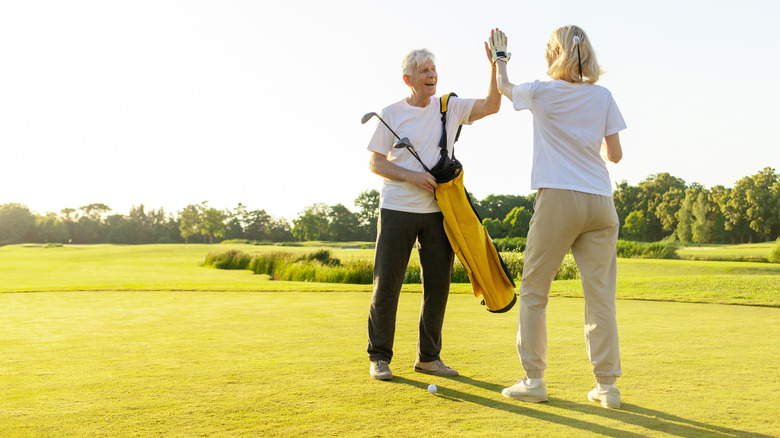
[1,291,778,437]
[1,244,779,307]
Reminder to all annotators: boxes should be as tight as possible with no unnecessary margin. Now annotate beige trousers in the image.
[518,188,622,384]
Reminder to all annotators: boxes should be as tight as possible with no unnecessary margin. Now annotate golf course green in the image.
[1,243,778,437]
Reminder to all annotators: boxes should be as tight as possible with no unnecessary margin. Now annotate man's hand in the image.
[489,28,511,64]
[409,171,438,193]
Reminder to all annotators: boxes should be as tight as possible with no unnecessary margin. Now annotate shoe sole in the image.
[414,366,458,377]
[502,392,548,403]
[588,393,620,408]
[371,374,393,380]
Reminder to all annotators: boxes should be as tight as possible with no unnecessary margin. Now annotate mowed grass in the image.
[1,243,778,307]
[1,291,778,437]
[678,242,777,262]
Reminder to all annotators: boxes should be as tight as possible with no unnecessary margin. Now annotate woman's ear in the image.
[402,75,412,87]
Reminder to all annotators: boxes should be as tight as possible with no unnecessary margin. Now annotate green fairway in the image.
[678,242,777,262]
[1,291,778,437]
[2,244,778,307]
[1,243,779,436]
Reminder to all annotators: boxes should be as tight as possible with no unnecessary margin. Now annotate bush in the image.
[769,239,780,264]
[616,239,679,259]
[500,251,580,281]
[204,249,252,270]
[493,237,526,252]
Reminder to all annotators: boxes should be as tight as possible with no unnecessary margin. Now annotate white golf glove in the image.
[489,29,511,64]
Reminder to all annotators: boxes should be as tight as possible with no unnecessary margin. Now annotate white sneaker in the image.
[414,359,459,377]
[588,385,621,408]
[502,379,548,403]
[370,360,393,380]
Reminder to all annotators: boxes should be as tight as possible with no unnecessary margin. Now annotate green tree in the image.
[745,167,779,241]
[613,180,642,237]
[199,203,227,244]
[622,210,647,241]
[0,203,37,245]
[179,204,201,243]
[637,173,687,241]
[328,204,361,241]
[35,213,70,244]
[676,188,701,245]
[292,204,330,241]
[723,177,754,243]
[269,217,293,242]
[244,209,272,242]
[655,187,685,235]
[477,194,534,221]
[482,218,506,239]
[692,191,712,245]
[502,206,532,238]
[354,189,379,241]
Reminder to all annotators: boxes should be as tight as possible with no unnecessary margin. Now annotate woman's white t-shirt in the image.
[367,95,475,213]
[512,80,626,197]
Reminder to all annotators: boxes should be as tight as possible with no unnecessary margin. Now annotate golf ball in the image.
[428,384,437,394]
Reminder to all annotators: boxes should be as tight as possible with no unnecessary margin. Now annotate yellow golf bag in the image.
[431,93,517,313]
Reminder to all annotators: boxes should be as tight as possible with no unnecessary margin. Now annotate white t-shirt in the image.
[513,80,626,197]
[367,95,476,213]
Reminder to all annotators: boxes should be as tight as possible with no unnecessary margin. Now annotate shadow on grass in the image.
[391,376,772,438]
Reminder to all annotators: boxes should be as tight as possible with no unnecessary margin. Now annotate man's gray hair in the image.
[401,49,435,77]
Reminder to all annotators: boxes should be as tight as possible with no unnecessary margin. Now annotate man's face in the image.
[405,59,437,98]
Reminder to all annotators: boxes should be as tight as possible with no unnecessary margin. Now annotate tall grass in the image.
[767,239,780,264]
[206,249,581,285]
[616,239,679,259]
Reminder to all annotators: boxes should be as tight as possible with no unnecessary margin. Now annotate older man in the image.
[366,42,501,380]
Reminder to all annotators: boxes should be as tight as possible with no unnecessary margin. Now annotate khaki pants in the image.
[518,189,622,384]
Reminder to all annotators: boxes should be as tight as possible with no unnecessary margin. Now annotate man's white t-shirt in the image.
[512,80,626,197]
[367,95,476,213]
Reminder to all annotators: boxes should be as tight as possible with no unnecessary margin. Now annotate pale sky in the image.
[2,0,778,221]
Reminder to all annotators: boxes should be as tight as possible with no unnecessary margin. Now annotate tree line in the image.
[1,167,778,246]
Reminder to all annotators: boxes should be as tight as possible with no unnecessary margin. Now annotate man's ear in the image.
[402,75,412,87]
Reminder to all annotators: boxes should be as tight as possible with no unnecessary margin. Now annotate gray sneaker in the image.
[588,386,621,408]
[502,379,548,403]
[370,360,393,380]
[414,359,459,377]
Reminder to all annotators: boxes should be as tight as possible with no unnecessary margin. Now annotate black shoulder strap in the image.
[439,92,463,158]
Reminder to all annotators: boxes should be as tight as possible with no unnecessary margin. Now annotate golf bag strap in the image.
[439,92,463,158]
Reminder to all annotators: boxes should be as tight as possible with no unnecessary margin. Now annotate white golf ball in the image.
[428,384,437,394]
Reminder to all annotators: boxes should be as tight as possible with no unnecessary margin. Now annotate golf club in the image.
[393,137,430,173]
[361,112,430,172]
[361,112,400,140]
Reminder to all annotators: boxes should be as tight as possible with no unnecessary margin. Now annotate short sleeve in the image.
[450,96,477,126]
[366,109,395,155]
[604,92,627,136]
[512,81,538,111]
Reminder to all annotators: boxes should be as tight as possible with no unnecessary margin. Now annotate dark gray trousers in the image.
[367,209,454,363]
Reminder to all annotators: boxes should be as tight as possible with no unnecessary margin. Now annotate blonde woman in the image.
[490,26,626,408]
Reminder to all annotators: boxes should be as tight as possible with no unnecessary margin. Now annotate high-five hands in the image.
[489,28,510,64]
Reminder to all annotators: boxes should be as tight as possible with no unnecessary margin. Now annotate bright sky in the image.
[2,0,779,221]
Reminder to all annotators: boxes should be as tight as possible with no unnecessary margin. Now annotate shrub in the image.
[616,239,679,259]
[204,249,252,270]
[769,239,780,264]
[499,251,580,281]
[493,237,526,252]
[452,260,470,283]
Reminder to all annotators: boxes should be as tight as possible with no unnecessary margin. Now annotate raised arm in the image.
[490,28,515,100]
[468,42,501,122]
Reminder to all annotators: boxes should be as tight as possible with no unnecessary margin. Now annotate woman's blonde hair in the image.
[545,25,602,84]
[401,49,435,77]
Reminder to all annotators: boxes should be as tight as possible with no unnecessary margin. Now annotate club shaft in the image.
[374,114,401,140]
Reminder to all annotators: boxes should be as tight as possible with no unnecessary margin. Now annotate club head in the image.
[361,112,378,124]
[393,137,414,150]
